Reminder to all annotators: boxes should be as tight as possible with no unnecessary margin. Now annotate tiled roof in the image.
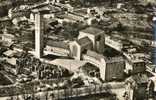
[3,50,16,57]
[32,5,61,13]
[104,56,124,63]
[128,74,148,84]
[2,33,15,39]
[80,27,103,35]
[46,39,69,50]
[86,50,104,61]
[86,50,124,63]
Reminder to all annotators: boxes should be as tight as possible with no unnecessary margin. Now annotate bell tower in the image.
[35,12,44,58]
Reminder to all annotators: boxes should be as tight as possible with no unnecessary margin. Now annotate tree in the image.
[62,22,79,40]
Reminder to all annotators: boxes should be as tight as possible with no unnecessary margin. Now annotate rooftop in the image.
[2,33,15,39]
[86,50,104,61]
[80,63,100,72]
[86,50,124,63]
[46,39,69,50]
[80,27,104,36]
[6,58,17,66]
[104,56,124,63]
[73,8,88,15]
[31,5,62,14]
[69,8,88,18]
[3,50,17,57]
[60,14,80,22]
[124,53,145,63]
[1,41,13,47]
[76,37,92,46]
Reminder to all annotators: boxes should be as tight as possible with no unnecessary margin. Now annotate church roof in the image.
[86,50,104,61]
[80,27,103,35]
[76,36,92,46]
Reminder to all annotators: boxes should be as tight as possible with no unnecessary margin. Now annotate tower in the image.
[35,12,44,58]
[153,16,156,66]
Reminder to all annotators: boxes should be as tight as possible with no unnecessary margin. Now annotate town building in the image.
[8,8,30,18]
[70,37,93,60]
[45,39,70,56]
[30,4,62,22]
[105,35,123,52]
[2,28,15,43]
[55,8,99,25]
[12,16,28,25]
[124,53,146,74]
[79,62,100,78]
[83,50,125,81]
[2,33,15,43]
[78,27,105,53]
[70,27,105,60]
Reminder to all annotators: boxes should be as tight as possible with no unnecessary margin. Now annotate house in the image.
[79,63,100,78]
[45,39,70,56]
[6,57,17,66]
[124,53,146,74]
[104,56,125,81]
[12,16,28,25]
[105,35,123,52]
[3,50,17,58]
[56,8,96,24]
[78,27,105,53]
[70,37,93,60]
[2,32,15,43]
[8,8,30,19]
[83,50,125,81]
[56,14,79,23]
[30,5,62,21]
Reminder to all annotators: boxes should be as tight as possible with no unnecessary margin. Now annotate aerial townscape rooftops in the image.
[0,0,156,100]
[80,27,104,35]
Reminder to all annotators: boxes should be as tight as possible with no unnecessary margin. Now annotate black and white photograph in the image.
[0,0,156,100]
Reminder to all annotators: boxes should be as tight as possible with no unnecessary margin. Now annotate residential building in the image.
[12,16,28,25]
[105,35,123,52]
[104,56,125,81]
[83,50,125,81]
[45,39,70,56]
[30,5,62,21]
[124,53,146,74]
[2,28,15,43]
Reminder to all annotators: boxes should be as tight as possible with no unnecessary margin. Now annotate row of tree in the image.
[0,0,44,17]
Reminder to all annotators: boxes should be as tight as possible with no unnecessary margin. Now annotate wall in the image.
[69,42,81,60]
[35,13,44,58]
[82,54,106,81]
[105,61,125,81]
[45,45,70,56]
